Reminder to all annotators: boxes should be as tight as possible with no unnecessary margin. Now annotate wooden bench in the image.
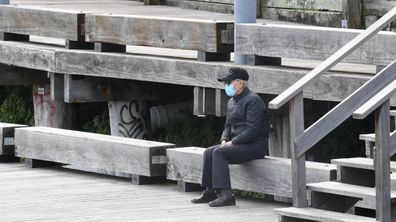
[236,23,396,66]
[14,126,175,184]
[0,123,27,161]
[166,147,337,198]
[85,14,234,60]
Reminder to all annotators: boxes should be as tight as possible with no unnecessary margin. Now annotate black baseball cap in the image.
[218,67,249,83]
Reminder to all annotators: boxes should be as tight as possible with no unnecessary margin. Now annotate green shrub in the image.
[0,86,34,125]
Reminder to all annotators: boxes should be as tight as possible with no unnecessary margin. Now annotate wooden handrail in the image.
[354,79,396,119]
[294,61,396,158]
[268,6,396,110]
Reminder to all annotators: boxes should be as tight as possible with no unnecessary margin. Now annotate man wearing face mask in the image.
[191,67,269,207]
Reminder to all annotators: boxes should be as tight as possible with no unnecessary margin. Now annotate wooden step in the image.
[274,207,377,222]
[307,181,396,202]
[331,157,396,171]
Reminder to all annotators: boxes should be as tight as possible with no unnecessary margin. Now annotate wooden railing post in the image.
[375,99,391,222]
[289,92,308,207]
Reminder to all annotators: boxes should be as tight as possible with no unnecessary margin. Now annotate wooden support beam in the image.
[263,0,343,12]
[50,73,64,101]
[289,92,308,208]
[342,0,362,29]
[94,42,126,53]
[193,87,216,116]
[108,101,152,139]
[33,84,76,129]
[64,75,157,103]
[25,158,62,168]
[15,127,175,177]
[0,40,375,103]
[131,175,166,185]
[197,52,230,62]
[0,123,27,157]
[177,181,205,192]
[65,40,94,50]
[0,64,48,86]
[236,23,396,66]
[0,32,29,41]
[0,5,85,41]
[374,99,392,222]
[247,55,281,66]
[215,88,228,117]
[85,14,234,53]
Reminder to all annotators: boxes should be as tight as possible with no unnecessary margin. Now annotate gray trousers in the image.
[201,143,267,189]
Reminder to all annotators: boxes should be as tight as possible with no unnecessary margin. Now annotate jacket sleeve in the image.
[232,98,265,144]
[220,100,232,142]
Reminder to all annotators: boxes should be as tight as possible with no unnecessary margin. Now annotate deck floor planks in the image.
[0,163,288,222]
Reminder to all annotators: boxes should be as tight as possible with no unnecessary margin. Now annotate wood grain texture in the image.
[166,147,336,198]
[0,41,56,71]
[86,14,234,53]
[260,8,342,27]
[0,162,287,222]
[263,0,342,12]
[15,127,175,177]
[0,5,84,41]
[374,100,392,222]
[274,207,377,222]
[236,23,396,66]
[365,0,396,16]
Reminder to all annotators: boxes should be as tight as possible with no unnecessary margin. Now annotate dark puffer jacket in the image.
[221,87,269,149]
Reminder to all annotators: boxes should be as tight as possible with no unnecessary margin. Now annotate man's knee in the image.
[204,146,218,158]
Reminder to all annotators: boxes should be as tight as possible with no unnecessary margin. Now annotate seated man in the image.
[191,67,269,207]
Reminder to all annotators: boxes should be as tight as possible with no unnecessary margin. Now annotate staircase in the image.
[268,5,396,222]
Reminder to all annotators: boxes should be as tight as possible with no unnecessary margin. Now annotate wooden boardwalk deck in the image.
[0,162,289,222]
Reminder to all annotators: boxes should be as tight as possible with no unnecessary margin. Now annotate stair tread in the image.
[390,110,396,116]
[307,181,396,201]
[331,157,396,171]
[274,207,377,222]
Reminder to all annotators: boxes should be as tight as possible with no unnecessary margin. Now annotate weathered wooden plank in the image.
[15,127,175,177]
[289,92,307,208]
[260,8,342,27]
[236,23,396,66]
[54,48,371,103]
[375,100,392,222]
[274,207,377,222]
[0,64,48,85]
[0,5,85,41]
[85,14,234,53]
[263,0,343,12]
[166,147,336,198]
[354,79,396,119]
[342,0,362,29]
[193,87,215,116]
[365,0,396,16]
[0,41,56,71]
[0,123,27,156]
[181,0,234,14]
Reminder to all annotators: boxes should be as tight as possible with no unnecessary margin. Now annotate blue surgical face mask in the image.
[225,83,236,97]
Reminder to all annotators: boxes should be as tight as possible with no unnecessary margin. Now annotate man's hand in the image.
[220,140,233,147]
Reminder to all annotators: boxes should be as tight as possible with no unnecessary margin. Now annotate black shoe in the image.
[191,190,217,204]
[208,193,235,207]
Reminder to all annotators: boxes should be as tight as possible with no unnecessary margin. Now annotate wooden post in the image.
[33,84,75,129]
[108,101,151,139]
[374,99,391,222]
[342,0,362,29]
[289,92,308,207]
